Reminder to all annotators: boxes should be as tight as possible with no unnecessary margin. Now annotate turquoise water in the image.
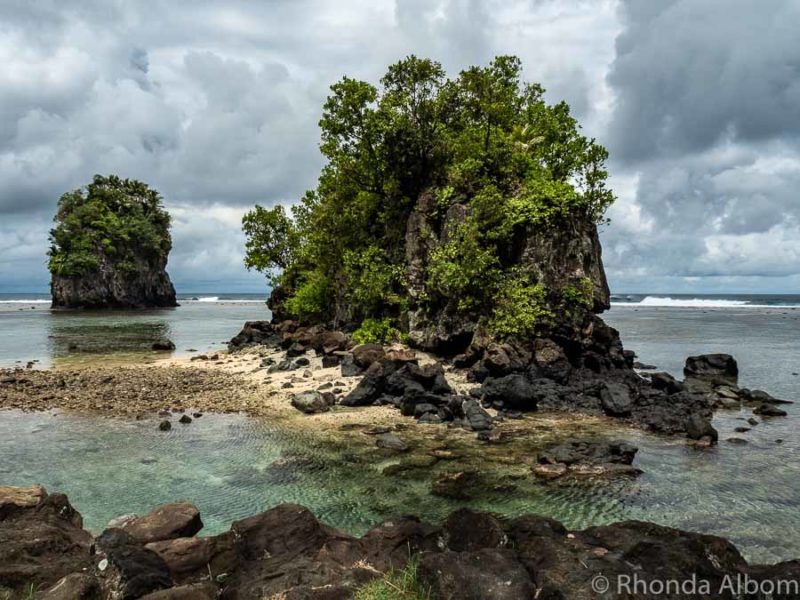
[2,295,800,563]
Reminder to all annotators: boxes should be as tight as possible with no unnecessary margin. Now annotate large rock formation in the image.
[404,192,610,354]
[4,487,799,600]
[50,255,177,309]
[48,175,177,309]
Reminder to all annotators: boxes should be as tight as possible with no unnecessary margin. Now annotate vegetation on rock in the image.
[243,56,614,339]
[48,175,172,278]
[353,559,430,600]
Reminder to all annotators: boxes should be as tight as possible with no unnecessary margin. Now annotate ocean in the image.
[1,292,799,562]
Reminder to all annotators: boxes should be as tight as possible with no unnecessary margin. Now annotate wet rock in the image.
[463,399,493,431]
[291,391,332,414]
[755,403,788,417]
[230,503,333,563]
[741,388,793,405]
[532,463,569,479]
[726,437,749,445]
[634,361,657,370]
[539,440,638,466]
[684,353,739,390]
[94,528,172,599]
[117,502,202,544]
[474,374,536,410]
[375,433,409,452]
[599,382,633,416]
[158,420,171,431]
[686,413,719,442]
[151,340,175,352]
[418,548,535,600]
[178,414,192,425]
[649,371,684,395]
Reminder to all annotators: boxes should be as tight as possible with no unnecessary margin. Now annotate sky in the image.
[1,0,799,295]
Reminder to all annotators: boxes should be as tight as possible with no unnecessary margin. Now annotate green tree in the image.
[48,175,172,278]
[242,56,615,334]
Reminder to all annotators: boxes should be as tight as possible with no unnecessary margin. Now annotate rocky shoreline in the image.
[2,484,799,600]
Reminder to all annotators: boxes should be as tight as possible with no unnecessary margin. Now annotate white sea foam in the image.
[0,299,50,304]
[196,296,220,302]
[611,296,800,308]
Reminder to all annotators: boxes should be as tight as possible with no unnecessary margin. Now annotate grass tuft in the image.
[353,559,431,600]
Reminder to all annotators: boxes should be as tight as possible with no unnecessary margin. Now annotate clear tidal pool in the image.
[1,302,799,564]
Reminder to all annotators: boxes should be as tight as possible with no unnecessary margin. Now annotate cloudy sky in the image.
[1,0,799,294]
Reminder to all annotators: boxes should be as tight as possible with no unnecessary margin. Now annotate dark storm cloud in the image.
[599,0,800,291]
[5,0,797,292]
[608,0,800,162]
[0,0,619,290]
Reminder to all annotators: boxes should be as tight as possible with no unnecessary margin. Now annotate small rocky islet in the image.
[2,57,797,598]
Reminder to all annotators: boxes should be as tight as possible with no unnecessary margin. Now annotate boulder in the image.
[475,374,536,410]
[145,533,237,583]
[754,403,788,417]
[230,504,334,562]
[117,502,202,544]
[151,340,175,352]
[94,528,172,600]
[352,343,385,369]
[0,488,92,594]
[418,548,535,600]
[649,371,684,395]
[340,374,384,406]
[686,413,719,442]
[599,382,633,417]
[291,391,332,414]
[539,440,638,467]
[684,353,738,389]
[463,399,493,431]
[228,320,279,349]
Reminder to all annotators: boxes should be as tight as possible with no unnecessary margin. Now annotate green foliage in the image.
[488,273,553,339]
[48,175,171,277]
[561,277,594,314]
[353,560,430,600]
[283,271,333,322]
[242,205,298,282]
[242,55,615,330]
[352,318,407,345]
[427,217,498,309]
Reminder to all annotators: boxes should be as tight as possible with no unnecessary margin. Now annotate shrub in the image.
[353,560,430,600]
[352,318,407,345]
[488,273,553,338]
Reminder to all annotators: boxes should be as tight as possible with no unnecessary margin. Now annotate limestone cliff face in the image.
[51,253,177,309]
[404,192,610,353]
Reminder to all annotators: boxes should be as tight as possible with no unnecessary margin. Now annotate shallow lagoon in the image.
[2,301,800,564]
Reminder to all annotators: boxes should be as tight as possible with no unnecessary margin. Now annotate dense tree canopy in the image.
[244,56,614,339]
[48,175,172,277]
